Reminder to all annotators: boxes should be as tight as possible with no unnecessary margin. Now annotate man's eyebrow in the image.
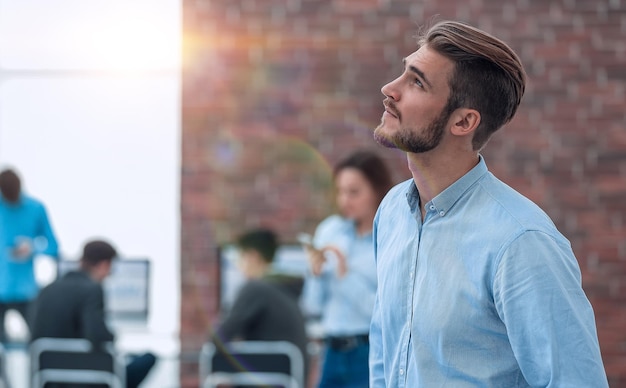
[402,57,433,89]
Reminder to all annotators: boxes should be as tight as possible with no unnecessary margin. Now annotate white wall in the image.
[0,1,181,386]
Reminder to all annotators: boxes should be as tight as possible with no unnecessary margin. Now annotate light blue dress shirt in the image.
[369,156,608,387]
[303,215,377,336]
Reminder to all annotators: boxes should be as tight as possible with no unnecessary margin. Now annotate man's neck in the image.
[79,268,101,283]
[407,150,480,218]
[248,263,271,279]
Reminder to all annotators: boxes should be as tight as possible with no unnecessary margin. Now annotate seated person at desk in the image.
[30,239,156,388]
[211,228,309,380]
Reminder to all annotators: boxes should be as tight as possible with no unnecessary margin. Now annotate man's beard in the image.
[374,102,451,153]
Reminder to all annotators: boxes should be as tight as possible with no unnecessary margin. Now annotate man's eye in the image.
[414,78,424,88]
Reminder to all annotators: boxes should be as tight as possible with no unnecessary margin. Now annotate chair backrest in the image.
[30,338,125,388]
[200,341,304,388]
[0,343,8,388]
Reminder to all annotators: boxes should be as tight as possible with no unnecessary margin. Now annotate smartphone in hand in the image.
[298,233,326,275]
[297,233,315,249]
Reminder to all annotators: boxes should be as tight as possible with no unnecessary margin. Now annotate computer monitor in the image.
[57,259,150,320]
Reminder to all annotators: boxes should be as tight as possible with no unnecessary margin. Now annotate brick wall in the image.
[182,0,626,386]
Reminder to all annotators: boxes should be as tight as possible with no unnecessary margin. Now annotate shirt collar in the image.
[405,155,489,217]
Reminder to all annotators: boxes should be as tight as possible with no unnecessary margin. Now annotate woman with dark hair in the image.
[303,150,393,388]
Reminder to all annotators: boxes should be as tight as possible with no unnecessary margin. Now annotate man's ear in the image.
[450,108,481,137]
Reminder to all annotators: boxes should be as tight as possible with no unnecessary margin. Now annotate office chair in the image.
[30,338,125,388]
[0,343,8,388]
[199,340,304,388]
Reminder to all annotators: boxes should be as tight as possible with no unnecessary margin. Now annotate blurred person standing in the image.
[369,20,607,387]
[0,168,59,344]
[303,150,393,388]
[30,239,156,388]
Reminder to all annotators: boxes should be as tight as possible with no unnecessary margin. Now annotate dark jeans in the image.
[0,301,30,344]
[318,339,369,388]
[126,352,157,388]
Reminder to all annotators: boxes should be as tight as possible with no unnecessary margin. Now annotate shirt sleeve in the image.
[213,282,265,342]
[35,204,59,259]
[300,216,339,316]
[493,230,608,387]
[369,212,385,388]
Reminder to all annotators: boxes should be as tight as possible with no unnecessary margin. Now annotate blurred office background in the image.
[0,0,180,386]
[0,0,624,387]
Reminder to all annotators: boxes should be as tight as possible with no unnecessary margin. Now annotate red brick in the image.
[182,0,626,385]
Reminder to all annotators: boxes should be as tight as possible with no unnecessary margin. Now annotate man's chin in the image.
[373,126,399,149]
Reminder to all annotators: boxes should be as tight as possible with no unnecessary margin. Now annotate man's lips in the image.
[383,101,399,119]
[384,110,397,119]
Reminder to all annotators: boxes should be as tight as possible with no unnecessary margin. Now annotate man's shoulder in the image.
[449,174,571,253]
[238,279,290,302]
[13,194,48,214]
[240,279,269,294]
[42,271,99,294]
[477,174,556,230]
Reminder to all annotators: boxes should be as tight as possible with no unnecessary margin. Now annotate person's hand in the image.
[305,246,326,276]
[306,245,348,278]
[12,240,33,260]
[322,246,348,278]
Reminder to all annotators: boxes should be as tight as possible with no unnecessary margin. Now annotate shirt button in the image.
[400,369,405,375]
[439,211,445,216]
[429,205,435,210]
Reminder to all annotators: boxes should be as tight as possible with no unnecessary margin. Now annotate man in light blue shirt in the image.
[370,20,608,387]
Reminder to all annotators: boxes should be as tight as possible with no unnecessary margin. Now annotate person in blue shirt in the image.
[303,150,393,388]
[0,168,59,344]
[369,20,608,387]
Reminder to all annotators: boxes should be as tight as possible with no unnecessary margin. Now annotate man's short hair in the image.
[81,240,117,267]
[0,169,21,203]
[236,229,278,264]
